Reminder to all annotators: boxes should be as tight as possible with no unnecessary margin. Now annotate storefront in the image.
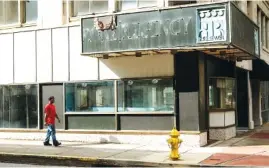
[0,1,260,147]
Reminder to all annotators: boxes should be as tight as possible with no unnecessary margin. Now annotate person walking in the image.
[43,96,61,147]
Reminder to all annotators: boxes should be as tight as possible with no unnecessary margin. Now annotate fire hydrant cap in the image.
[170,127,179,137]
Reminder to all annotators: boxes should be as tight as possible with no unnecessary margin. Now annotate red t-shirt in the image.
[45,104,56,125]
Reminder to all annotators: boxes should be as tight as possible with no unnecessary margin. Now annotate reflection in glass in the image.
[0,1,19,25]
[121,0,137,10]
[118,79,174,112]
[5,1,18,25]
[25,0,38,23]
[3,86,10,128]
[0,87,2,128]
[65,81,115,112]
[138,0,157,8]
[209,78,236,109]
[89,0,108,13]
[0,85,38,128]
[261,81,269,111]
[73,0,108,16]
[73,1,89,16]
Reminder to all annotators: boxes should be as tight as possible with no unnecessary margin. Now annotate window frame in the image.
[0,84,38,129]
[208,77,236,111]
[117,78,175,114]
[119,0,159,11]
[0,0,38,29]
[64,78,175,115]
[71,0,111,18]
[257,7,269,51]
[22,0,38,25]
[64,80,116,114]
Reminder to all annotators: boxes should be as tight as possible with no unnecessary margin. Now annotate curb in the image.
[0,152,228,167]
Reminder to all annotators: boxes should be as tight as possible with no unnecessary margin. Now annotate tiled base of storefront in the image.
[209,126,236,140]
[0,131,207,148]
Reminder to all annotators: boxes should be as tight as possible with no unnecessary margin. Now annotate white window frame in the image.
[0,0,38,29]
[118,0,162,11]
[71,0,114,18]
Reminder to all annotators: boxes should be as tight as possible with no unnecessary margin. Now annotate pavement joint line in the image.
[206,140,224,147]
[102,142,151,159]
[230,131,257,147]
[216,150,267,166]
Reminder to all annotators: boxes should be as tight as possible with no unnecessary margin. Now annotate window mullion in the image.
[3,0,6,24]
[18,0,24,24]
[88,0,91,14]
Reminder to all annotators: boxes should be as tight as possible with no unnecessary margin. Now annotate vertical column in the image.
[248,72,254,129]
[263,14,266,47]
[259,82,263,125]
[252,80,262,126]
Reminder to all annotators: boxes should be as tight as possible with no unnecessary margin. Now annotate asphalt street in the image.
[0,162,80,167]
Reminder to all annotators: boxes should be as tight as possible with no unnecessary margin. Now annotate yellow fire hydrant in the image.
[167,127,182,160]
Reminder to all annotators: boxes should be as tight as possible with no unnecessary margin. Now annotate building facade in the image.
[0,0,268,147]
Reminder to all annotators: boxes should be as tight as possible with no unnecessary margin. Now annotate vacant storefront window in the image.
[0,85,38,128]
[0,1,18,26]
[209,78,236,109]
[117,79,174,112]
[73,0,109,17]
[65,81,114,112]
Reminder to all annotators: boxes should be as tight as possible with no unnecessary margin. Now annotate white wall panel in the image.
[236,60,252,71]
[38,0,63,28]
[0,34,13,84]
[14,31,36,83]
[52,28,68,82]
[225,111,235,126]
[209,112,225,127]
[99,54,174,80]
[36,29,52,82]
[69,26,98,81]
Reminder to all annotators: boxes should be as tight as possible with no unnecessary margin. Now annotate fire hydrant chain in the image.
[167,127,182,160]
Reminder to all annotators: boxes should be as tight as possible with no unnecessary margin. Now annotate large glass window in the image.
[73,0,109,17]
[120,0,157,10]
[0,1,19,26]
[117,79,174,112]
[0,85,38,128]
[65,81,115,112]
[209,78,236,109]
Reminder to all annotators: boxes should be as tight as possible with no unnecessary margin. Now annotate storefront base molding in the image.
[209,126,236,140]
[0,131,207,148]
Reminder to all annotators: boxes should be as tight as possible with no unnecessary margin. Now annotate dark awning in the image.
[250,59,269,81]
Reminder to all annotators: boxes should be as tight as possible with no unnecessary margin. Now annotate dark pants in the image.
[44,124,57,144]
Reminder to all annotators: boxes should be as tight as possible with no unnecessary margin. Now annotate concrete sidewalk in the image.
[1,127,269,167]
[0,139,209,167]
[0,138,268,167]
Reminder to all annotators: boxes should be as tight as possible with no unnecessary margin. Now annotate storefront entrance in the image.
[41,84,64,130]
